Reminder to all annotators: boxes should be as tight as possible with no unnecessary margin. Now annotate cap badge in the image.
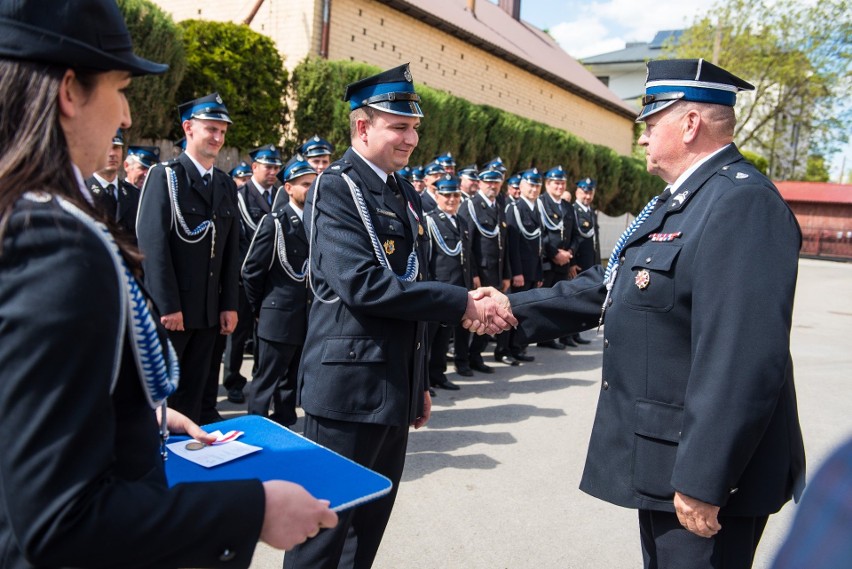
[404,68,413,82]
[635,269,650,290]
[215,94,223,104]
[383,239,396,255]
[736,172,749,179]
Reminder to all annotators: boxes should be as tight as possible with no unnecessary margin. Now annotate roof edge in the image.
[382,0,637,121]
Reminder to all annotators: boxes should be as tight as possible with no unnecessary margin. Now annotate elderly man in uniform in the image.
[136,93,241,424]
[435,151,456,175]
[460,166,513,369]
[299,134,334,173]
[86,130,141,242]
[223,144,284,405]
[538,165,579,350]
[457,164,479,200]
[283,63,515,569]
[230,161,252,185]
[508,59,805,569]
[566,177,599,345]
[124,145,160,189]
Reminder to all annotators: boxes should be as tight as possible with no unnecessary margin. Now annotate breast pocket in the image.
[621,244,681,312]
[373,214,410,272]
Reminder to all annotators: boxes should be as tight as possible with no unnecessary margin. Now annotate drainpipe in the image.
[242,0,265,25]
[320,0,332,58]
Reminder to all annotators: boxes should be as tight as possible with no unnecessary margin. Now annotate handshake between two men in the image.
[461,287,517,336]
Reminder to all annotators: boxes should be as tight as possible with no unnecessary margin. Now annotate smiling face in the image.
[353,108,419,174]
[545,178,565,201]
[184,118,228,167]
[435,190,462,216]
[519,179,541,201]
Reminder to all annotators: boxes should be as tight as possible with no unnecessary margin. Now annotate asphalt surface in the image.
[217,258,852,569]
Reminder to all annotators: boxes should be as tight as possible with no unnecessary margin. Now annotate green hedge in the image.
[289,58,664,215]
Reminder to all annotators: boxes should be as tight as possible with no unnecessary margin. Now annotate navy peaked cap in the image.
[229,161,252,179]
[638,58,754,121]
[344,63,423,117]
[435,174,461,194]
[299,135,334,157]
[520,168,542,185]
[126,146,160,168]
[545,165,567,180]
[278,156,316,184]
[178,92,232,124]
[249,144,283,166]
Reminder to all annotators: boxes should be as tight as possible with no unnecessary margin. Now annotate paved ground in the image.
[216,258,852,569]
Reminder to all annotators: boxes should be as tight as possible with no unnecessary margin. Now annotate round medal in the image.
[185,441,206,451]
[635,269,650,290]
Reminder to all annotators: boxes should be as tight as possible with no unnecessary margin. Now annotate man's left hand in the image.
[220,310,238,335]
[413,389,432,429]
[674,491,721,538]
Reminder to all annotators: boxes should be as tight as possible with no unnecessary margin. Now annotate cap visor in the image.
[636,99,679,122]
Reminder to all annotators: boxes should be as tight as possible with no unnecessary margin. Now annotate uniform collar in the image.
[351,147,389,183]
[477,189,496,207]
[92,172,118,188]
[290,202,304,221]
[669,143,730,195]
[184,150,214,180]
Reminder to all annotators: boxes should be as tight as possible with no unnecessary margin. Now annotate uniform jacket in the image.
[85,176,141,243]
[513,145,806,516]
[136,152,240,329]
[420,189,438,214]
[459,192,510,287]
[426,209,473,288]
[0,196,264,569]
[242,202,310,345]
[236,178,276,259]
[506,198,543,282]
[539,193,579,273]
[299,148,468,426]
[573,203,601,270]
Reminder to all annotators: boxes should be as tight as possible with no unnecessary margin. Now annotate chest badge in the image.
[384,239,396,255]
[635,269,650,290]
[418,224,424,236]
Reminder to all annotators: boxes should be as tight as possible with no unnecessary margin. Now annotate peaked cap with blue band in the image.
[111,129,124,146]
[410,165,424,181]
[249,144,283,166]
[229,161,252,179]
[344,63,423,118]
[576,177,596,191]
[397,166,414,181]
[545,165,567,181]
[299,135,334,157]
[507,174,521,188]
[178,92,232,124]
[458,164,479,180]
[423,162,446,176]
[478,167,505,183]
[637,58,754,122]
[520,168,542,185]
[278,156,317,184]
[435,152,456,168]
[484,156,506,173]
[434,174,461,194]
[127,146,160,168]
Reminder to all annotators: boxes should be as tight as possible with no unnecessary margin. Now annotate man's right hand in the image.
[161,311,184,331]
[260,481,338,550]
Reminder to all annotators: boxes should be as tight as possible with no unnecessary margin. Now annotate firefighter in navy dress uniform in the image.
[567,177,599,345]
[299,134,334,174]
[124,144,160,189]
[283,63,515,569]
[224,144,284,404]
[426,174,475,389]
[136,92,242,424]
[505,168,544,362]
[242,158,315,427]
[86,129,142,243]
[230,160,252,185]
[0,1,336,566]
[509,59,805,569]
[459,165,512,370]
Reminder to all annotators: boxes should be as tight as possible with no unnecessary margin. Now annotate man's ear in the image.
[682,109,702,144]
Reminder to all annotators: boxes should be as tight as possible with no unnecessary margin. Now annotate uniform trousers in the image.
[223,286,254,391]
[428,323,467,385]
[283,415,408,569]
[247,339,301,427]
[470,275,510,362]
[639,509,768,569]
[168,325,220,424]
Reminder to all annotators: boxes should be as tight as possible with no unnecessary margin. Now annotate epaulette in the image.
[325,159,353,175]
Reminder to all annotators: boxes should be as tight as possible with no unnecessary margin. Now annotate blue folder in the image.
[165,415,392,512]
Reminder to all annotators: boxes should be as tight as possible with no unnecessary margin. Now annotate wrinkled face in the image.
[545,179,565,201]
[576,187,594,206]
[253,161,280,188]
[412,179,426,193]
[508,185,521,199]
[286,173,316,209]
[519,179,541,201]
[357,110,419,173]
[308,154,331,173]
[637,104,686,183]
[435,191,461,215]
[185,118,228,162]
[459,176,479,196]
[124,159,149,188]
[480,180,500,200]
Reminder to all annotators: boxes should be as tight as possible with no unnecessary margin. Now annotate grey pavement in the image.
[221,258,852,568]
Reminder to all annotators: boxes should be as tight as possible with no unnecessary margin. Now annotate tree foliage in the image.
[288,58,663,216]
[668,0,851,180]
[117,0,185,140]
[804,154,831,182]
[175,20,288,151]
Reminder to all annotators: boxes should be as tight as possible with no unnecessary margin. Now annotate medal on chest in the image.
[634,269,650,290]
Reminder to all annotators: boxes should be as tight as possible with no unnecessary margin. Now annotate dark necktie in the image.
[202,173,211,186]
[103,183,117,215]
[386,174,405,210]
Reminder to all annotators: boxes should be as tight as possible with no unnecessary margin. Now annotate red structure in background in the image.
[776,181,852,261]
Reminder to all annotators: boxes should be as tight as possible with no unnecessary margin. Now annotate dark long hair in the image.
[0,59,142,272]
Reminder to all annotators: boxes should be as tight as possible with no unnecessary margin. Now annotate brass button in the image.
[602,380,609,390]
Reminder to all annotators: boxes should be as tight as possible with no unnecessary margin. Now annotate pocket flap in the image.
[630,244,681,272]
[634,399,683,442]
[321,336,386,364]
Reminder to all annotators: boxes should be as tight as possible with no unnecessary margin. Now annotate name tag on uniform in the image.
[376,208,398,219]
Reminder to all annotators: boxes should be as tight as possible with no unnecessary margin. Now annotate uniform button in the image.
[348,351,356,359]
[645,257,652,263]
[607,298,613,306]
[416,342,421,350]
[619,256,625,264]
[209,271,214,277]
[219,549,236,562]
[307,299,312,305]
[729,487,739,494]
[604,338,609,348]
[602,380,609,390]
[271,300,276,306]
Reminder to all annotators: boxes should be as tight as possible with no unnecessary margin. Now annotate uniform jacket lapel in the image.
[284,203,308,246]
[178,153,212,206]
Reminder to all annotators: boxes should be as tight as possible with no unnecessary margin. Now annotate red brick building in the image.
[776,181,852,260]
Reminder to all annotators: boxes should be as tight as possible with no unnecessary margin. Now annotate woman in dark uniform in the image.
[0,2,335,568]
